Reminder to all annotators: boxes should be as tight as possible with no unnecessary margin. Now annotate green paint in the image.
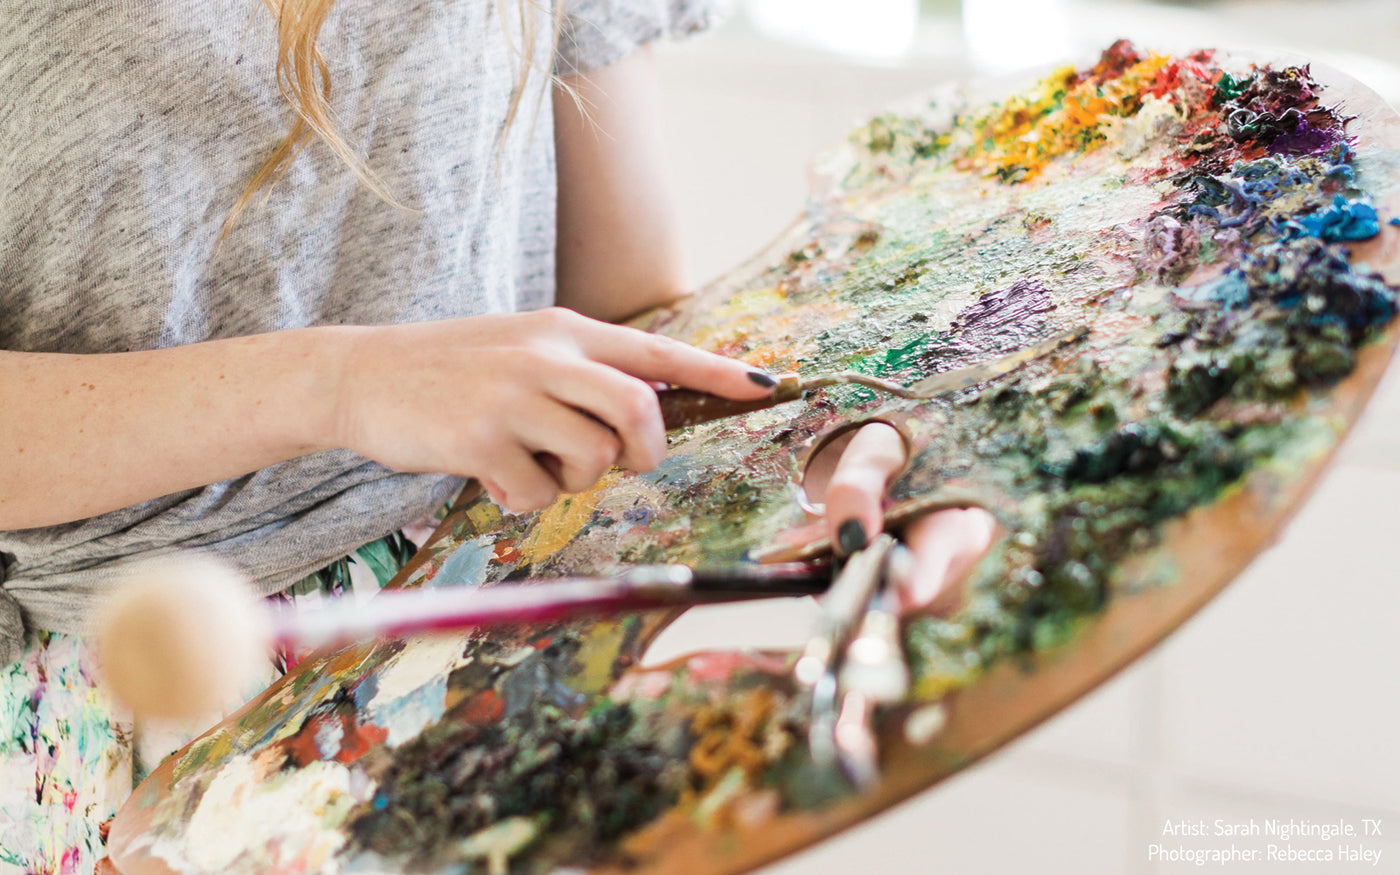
[1213,71,1253,106]
[347,700,684,871]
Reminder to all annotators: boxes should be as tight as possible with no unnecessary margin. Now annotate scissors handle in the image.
[658,376,804,430]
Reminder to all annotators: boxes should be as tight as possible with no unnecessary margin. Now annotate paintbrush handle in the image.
[275,579,660,647]
[271,564,828,647]
[658,376,804,430]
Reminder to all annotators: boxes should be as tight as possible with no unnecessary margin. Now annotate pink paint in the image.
[608,670,673,701]
[685,652,791,683]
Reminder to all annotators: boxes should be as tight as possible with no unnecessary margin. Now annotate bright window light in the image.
[744,0,920,62]
[962,0,1073,72]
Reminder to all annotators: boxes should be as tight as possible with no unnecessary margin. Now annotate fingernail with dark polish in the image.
[837,519,868,555]
[746,370,779,389]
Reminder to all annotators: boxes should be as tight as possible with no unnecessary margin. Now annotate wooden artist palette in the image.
[107,45,1400,875]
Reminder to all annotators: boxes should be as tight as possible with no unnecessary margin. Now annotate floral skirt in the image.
[0,532,419,875]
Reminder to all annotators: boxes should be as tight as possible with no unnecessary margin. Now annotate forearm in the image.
[0,328,350,530]
[554,45,691,323]
[0,308,776,528]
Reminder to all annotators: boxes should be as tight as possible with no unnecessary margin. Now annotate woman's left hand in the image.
[813,422,997,615]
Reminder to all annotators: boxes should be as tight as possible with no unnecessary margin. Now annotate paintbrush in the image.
[658,328,1086,429]
[267,562,827,648]
[95,554,828,722]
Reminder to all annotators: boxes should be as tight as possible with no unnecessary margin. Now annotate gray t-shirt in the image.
[0,0,721,647]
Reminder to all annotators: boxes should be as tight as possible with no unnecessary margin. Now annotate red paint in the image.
[1080,38,1141,85]
[1149,58,1213,100]
[281,712,388,768]
[493,540,521,564]
[282,713,333,767]
[335,722,388,764]
[456,689,505,725]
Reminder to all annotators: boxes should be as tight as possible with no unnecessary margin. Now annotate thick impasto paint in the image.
[110,44,1400,875]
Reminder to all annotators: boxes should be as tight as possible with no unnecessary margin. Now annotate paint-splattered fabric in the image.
[0,533,415,875]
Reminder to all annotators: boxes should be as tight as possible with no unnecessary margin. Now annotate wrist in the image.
[274,324,372,456]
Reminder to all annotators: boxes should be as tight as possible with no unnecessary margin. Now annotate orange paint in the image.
[958,53,1174,182]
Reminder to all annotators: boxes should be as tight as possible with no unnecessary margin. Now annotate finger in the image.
[514,397,623,494]
[573,319,778,400]
[481,444,565,513]
[820,423,907,556]
[898,507,997,615]
[542,359,668,471]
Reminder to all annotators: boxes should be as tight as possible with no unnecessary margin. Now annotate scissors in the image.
[657,329,1086,786]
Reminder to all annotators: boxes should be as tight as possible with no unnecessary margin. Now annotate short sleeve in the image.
[555,0,729,77]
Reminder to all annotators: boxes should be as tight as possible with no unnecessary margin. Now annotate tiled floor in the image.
[650,5,1400,871]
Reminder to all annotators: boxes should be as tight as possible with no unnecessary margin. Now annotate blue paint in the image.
[1179,271,1251,309]
[1238,238,1398,334]
[369,674,450,748]
[1187,157,1314,228]
[353,672,380,712]
[1283,195,1381,243]
[640,453,709,490]
[431,537,493,589]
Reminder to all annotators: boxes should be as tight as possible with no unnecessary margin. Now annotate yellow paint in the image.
[458,815,542,875]
[170,730,237,784]
[689,297,854,371]
[713,285,788,321]
[464,500,504,533]
[576,619,630,693]
[517,474,615,565]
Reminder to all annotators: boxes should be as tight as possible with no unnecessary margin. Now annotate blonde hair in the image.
[222,0,567,239]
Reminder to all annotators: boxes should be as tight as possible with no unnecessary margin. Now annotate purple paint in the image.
[1270,115,1345,157]
[947,279,1057,356]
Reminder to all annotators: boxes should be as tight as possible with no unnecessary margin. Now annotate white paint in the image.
[173,756,354,872]
[363,634,471,714]
[1107,95,1184,161]
[359,634,476,747]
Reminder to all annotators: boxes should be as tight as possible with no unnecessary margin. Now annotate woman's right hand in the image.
[333,307,775,513]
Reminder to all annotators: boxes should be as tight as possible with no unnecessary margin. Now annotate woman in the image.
[0,1,991,870]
